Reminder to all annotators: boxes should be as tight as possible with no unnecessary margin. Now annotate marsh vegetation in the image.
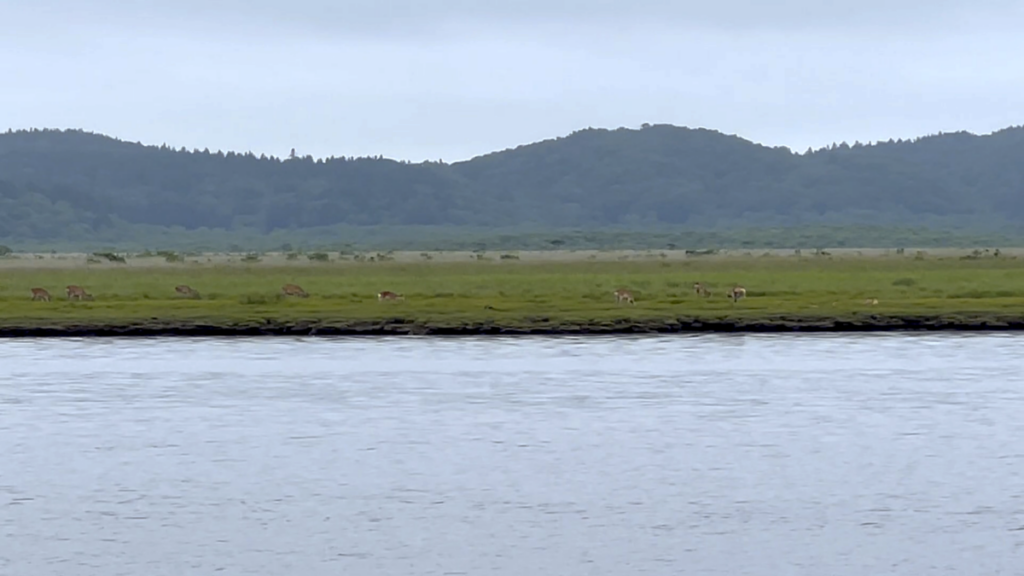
[1,249,1022,333]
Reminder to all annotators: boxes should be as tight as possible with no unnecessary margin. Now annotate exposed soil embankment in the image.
[2,315,1024,337]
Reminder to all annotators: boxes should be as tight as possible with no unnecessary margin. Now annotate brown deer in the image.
[693,282,711,297]
[864,298,879,305]
[613,289,635,305]
[378,291,404,301]
[281,284,309,298]
[729,286,747,302]
[30,288,51,302]
[174,285,201,299]
[66,285,93,301]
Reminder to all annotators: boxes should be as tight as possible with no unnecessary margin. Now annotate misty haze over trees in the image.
[1,124,1023,249]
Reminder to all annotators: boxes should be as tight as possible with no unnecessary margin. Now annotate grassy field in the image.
[1,250,1023,334]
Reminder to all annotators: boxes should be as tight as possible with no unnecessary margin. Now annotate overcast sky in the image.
[3,1,1023,162]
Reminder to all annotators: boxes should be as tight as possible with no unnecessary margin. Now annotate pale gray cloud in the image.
[14,0,1021,37]
[3,1,1023,162]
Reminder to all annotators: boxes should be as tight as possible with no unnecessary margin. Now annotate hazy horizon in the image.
[5,1,1023,162]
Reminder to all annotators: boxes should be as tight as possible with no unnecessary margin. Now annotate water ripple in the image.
[2,333,1023,575]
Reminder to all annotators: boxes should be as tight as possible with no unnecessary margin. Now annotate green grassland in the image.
[2,252,1024,335]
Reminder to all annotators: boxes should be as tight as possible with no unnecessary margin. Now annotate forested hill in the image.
[1,124,1023,241]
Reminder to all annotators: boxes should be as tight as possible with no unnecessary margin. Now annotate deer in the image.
[378,291,404,301]
[864,298,879,305]
[281,284,309,298]
[174,285,201,299]
[66,285,93,301]
[693,282,711,297]
[30,288,51,302]
[729,286,747,302]
[613,289,635,305]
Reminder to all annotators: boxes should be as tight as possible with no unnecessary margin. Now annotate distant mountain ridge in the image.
[1,123,1023,241]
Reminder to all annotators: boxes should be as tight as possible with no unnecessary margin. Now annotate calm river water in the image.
[2,334,1024,575]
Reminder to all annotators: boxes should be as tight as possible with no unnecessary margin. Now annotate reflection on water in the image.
[2,334,1024,575]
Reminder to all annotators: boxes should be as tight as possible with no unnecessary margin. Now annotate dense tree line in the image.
[1,124,1022,242]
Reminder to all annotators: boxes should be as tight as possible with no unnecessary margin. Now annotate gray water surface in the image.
[2,334,1024,575]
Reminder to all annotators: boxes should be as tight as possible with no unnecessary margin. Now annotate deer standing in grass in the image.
[281,284,309,298]
[693,282,711,297]
[729,286,747,302]
[613,289,635,305]
[378,291,404,301]
[174,285,201,299]
[30,288,51,302]
[66,285,93,301]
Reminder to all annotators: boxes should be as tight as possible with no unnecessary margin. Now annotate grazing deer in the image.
[729,286,747,302]
[174,285,201,299]
[66,285,93,301]
[281,284,309,298]
[613,289,635,305]
[30,288,51,302]
[378,291,404,301]
[864,298,879,305]
[693,282,711,297]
